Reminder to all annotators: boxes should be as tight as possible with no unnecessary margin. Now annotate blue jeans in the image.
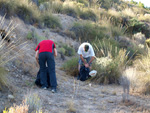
[39,52,57,89]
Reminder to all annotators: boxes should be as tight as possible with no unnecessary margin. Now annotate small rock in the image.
[8,95,14,99]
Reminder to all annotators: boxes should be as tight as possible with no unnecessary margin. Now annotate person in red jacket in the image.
[35,40,57,93]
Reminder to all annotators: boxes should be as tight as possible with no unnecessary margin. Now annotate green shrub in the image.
[62,6,78,18]
[26,32,33,40]
[77,0,88,7]
[59,47,66,55]
[79,10,97,21]
[41,14,61,29]
[34,33,47,44]
[70,22,106,42]
[61,57,78,76]
[62,45,75,56]
[51,1,63,13]
[0,1,16,17]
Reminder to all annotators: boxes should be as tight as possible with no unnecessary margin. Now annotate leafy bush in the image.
[126,18,145,34]
[41,14,61,29]
[26,32,33,40]
[61,57,78,76]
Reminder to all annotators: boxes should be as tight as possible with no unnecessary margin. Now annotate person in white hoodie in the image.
[77,42,95,71]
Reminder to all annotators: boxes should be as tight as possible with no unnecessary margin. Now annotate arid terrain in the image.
[0,15,150,113]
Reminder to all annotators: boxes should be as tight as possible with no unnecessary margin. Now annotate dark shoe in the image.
[51,89,57,93]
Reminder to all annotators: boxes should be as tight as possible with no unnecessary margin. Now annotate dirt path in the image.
[1,59,150,113]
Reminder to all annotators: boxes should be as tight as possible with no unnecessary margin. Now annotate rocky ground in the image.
[0,15,150,113]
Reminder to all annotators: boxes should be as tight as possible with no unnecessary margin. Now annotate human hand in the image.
[84,63,89,68]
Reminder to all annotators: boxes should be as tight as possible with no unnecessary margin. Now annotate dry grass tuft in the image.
[0,15,28,90]
[3,103,29,113]
[24,92,42,113]
[67,100,76,113]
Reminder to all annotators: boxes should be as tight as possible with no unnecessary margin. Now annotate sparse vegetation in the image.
[62,57,78,76]
[0,67,8,90]
[24,93,42,113]
[132,47,150,94]
[90,39,129,84]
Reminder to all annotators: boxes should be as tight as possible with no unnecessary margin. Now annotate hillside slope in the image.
[0,15,150,113]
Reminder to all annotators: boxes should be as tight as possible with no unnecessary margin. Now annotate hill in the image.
[0,0,150,113]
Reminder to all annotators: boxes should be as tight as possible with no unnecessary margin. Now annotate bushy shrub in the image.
[26,32,33,40]
[16,5,33,23]
[70,22,106,42]
[0,1,16,17]
[90,39,129,84]
[77,0,88,7]
[41,14,61,29]
[62,6,78,18]
[79,9,97,21]
[51,1,63,13]
[62,45,75,56]
[61,57,78,76]
[126,18,146,35]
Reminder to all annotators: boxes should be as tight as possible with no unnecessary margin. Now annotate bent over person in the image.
[77,42,95,71]
[35,40,57,93]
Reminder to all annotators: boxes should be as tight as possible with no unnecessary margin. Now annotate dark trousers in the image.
[39,52,57,89]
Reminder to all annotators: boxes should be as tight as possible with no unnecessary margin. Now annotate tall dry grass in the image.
[0,15,28,90]
[90,39,130,84]
[132,47,150,94]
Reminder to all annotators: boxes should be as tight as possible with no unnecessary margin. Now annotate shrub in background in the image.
[79,9,97,21]
[61,57,78,76]
[126,18,149,37]
[41,14,61,29]
[62,44,75,56]
[70,22,106,42]
[62,6,78,18]
[26,32,33,40]
[0,1,16,17]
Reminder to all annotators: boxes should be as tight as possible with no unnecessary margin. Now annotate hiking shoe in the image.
[42,87,47,90]
[51,89,57,93]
